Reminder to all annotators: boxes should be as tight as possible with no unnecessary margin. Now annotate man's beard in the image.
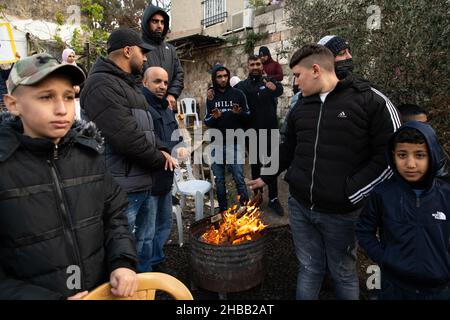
[149,30,163,43]
[130,61,143,76]
[250,70,262,76]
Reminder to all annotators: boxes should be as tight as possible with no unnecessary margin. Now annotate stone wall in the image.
[2,0,80,22]
[178,3,296,125]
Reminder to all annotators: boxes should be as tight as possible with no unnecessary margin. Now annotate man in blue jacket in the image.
[204,64,250,212]
[357,121,450,300]
[141,66,187,271]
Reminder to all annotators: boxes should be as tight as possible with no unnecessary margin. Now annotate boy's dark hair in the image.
[289,44,334,71]
[397,104,427,121]
[393,127,427,145]
[248,54,261,62]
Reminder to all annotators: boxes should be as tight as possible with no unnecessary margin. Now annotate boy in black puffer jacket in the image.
[0,53,138,300]
[357,121,450,299]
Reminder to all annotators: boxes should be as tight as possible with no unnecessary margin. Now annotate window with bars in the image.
[201,0,227,27]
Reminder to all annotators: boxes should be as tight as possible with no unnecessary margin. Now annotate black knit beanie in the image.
[317,35,350,56]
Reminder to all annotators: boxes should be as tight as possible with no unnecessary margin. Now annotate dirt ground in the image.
[163,170,377,300]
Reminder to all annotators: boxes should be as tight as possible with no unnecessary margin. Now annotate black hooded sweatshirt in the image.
[204,65,250,142]
[141,5,184,98]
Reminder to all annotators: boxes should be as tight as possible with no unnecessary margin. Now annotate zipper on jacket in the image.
[416,196,420,208]
[47,159,86,291]
[310,102,324,211]
[53,144,59,160]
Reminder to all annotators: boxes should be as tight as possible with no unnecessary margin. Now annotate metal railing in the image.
[201,0,228,27]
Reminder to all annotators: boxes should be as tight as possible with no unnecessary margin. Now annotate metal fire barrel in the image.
[189,214,267,293]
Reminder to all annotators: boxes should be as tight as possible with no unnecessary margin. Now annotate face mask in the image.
[335,59,354,79]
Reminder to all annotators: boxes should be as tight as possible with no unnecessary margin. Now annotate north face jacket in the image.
[357,121,450,287]
[0,115,137,299]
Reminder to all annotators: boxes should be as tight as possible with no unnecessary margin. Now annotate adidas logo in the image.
[432,211,446,220]
[337,111,347,118]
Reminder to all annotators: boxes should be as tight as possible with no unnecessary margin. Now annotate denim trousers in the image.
[211,143,249,212]
[125,191,172,272]
[288,196,360,300]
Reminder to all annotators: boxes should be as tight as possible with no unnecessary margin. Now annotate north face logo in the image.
[337,111,347,118]
[432,211,446,220]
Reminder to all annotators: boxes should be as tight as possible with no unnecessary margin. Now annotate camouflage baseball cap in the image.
[6,53,86,94]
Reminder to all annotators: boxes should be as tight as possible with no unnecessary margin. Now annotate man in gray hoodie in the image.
[141,4,184,110]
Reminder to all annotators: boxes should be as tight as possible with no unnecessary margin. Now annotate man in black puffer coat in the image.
[81,29,178,273]
[249,45,401,300]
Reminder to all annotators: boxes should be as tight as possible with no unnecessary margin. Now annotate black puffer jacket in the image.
[0,115,137,299]
[81,57,167,193]
[141,5,184,98]
[263,75,401,213]
[235,74,283,130]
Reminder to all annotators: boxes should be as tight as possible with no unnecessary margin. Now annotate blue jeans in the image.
[211,144,249,212]
[148,192,172,268]
[288,197,360,300]
[125,191,172,272]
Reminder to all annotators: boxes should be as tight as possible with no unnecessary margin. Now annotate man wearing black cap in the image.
[81,28,178,273]
[258,46,284,82]
[141,4,184,110]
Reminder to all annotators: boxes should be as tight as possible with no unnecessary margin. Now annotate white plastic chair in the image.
[172,160,215,223]
[172,204,183,246]
[180,98,200,128]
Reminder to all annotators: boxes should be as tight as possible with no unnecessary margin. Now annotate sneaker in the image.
[268,198,284,216]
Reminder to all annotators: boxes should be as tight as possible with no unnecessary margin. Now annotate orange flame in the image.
[200,201,267,245]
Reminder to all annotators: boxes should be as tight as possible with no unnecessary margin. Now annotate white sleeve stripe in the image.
[372,87,401,129]
[350,170,394,204]
[348,167,392,201]
[371,87,401,130]
[346,89,400,204]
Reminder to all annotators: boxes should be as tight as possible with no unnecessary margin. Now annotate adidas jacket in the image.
[262,74,401,213]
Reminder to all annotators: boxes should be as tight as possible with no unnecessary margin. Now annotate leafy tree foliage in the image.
[285,0,449,154]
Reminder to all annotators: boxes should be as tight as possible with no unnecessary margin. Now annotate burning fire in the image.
[200,199,267,245]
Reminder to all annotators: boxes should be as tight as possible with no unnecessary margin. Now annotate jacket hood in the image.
[0,112,104,162]
[211,64,230,89]
[141,5,170,43]
[387,121,446,186]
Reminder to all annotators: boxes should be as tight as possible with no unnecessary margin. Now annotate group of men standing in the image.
[81,4,184,273]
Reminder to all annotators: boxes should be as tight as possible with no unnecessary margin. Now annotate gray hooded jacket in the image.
[141,5,184,98]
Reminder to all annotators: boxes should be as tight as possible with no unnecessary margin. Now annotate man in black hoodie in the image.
[235,55,284,216]
[204,65,250,212]
[141,4,184,110]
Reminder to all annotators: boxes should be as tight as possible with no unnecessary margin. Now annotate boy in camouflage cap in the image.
[0,53,139,300]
